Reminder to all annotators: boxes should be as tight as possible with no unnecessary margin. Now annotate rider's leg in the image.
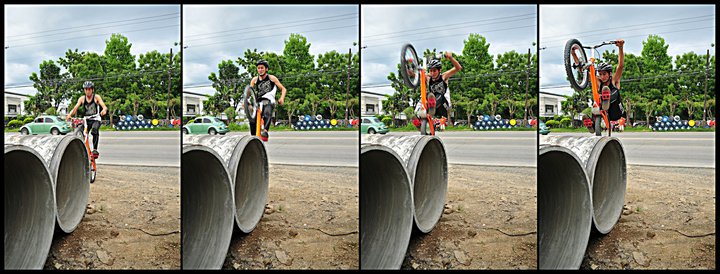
[91,120,100,154]
[260,100,273,141]
[581,113,594,133]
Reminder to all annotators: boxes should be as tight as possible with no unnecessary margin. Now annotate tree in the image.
[208,60,243,111]
[29,60,71,110]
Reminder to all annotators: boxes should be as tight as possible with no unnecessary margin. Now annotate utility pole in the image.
[167,47,173,124]
[523,47,531,126]
[702,48,709,126]
[345,47,351,124]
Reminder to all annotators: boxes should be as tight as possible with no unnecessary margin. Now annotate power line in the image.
[540,14,714,40]
[5,69,180,88]
[185,13,356,39]
[185,17,356,44]
[362,14,535,43]
[541,17,715,45]
[6,12,179,38]
[540,26,715,50]
[6,15,179,43]
[361,69,537,88]
[539,71,714,90]
[6,24,180,49]
[186,24,357,48]
[363,25,535,49]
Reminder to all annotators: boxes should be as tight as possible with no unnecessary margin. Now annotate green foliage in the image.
[8,120,24,128]
[45,107,57,116]
[560,117,572,128]
[381,117,392,126]
[545,120,560,128]
[23,117,35,124]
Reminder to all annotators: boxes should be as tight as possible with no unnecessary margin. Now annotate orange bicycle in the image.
[244,85,267,141]
[72,113,100,183]
[400,43,443,136]
[564,39,617,136]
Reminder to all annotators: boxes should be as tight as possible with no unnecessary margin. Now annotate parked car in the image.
[19,115,72,135]
[361,116,388,134]
[538,120,550,135]
[183,116,229,135]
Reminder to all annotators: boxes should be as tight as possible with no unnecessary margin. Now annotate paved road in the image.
[376,131,538,167]
[5,131,180,167]
[544,132,715,168]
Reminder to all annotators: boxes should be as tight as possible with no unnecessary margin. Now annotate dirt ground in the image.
[44,165,180,270]
[581,165,715,270]
[402,165,537,270]
[222,165,359,270]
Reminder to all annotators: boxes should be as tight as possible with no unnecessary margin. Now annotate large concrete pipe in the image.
[538,145,593,269]
[181,145,234,269]
[5,135,90,233]
[4,145,56,269]
[183,135,269,233]
[540,135,627,234]
[360,144,414,269]
[362,135,448,233]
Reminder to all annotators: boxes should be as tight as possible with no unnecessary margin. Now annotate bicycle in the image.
[243,85,266,140]
[71,113,100,183]
[399,43,445,136]
[563,39,617,136]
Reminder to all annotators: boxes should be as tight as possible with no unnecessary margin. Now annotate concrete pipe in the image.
[183,135,269,233]
[360,144,414,269]
[362,135,448,233]
[538,145,593,269]
[4,145,56,269]
[181,145,234,269]
[540,135,627,234]
[5,135,90,233]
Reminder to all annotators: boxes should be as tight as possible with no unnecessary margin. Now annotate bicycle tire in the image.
[91,169,96,183]
[243,85,258,120]
[400,43,420,89]
[594,115,602,136]
[420,119,428,135]
[564,39,589,91]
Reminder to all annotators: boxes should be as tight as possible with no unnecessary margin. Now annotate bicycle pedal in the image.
[427,94,437,116]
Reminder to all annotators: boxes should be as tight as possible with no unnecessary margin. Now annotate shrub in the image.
[545,120,560,128]
[45,107,57,116]
[8,120,24,128]
[381,117,392,126]
[560,117,572,128]
[23,117,35,124]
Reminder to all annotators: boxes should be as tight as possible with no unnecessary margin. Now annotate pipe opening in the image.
[182,148,234,269]
[233,138,268,233]
[412,138,447,233]
[538,148,592,269]
[4,148,55,269]
[55,138,90,233]
[591,140,627,234]
[360,148,413,269]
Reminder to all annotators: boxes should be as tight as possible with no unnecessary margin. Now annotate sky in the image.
[4,5,181,96]
[539,5,716,97]
[361,5,537,96]
[183,5,359,95]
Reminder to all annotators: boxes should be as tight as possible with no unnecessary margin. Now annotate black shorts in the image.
[608,90,625,121]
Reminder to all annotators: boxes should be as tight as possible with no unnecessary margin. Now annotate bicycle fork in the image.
[419,69,435,135]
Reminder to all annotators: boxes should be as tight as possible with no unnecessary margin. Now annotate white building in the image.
[183,90,209,117]
[4,91,29,117]
[361,90,387,116]
[539,91,567,118]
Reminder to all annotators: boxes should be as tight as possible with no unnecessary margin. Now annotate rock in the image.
[467,231,477,237]
[87,208,96,215]
[622,209,632,215]
[275,250,291,265]
[444,205,454,214]
[411,262,420,269]
[233,263,241,269]
[96,250,113,265]
[265,205,275,215]
[590,263,598,270]
[54,263,63,269]
[454,250,470,266]
[646,231,656,238]
[632,251,649,266]
[289,230,298,237]
[110,230,120,237]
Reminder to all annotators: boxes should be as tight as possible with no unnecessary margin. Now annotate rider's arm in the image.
[270,75,287,105]
[66,97,83,120]
[614,39,625,88]
[442,52,462,81]
[250,76,257,87]
[96,95,108,116]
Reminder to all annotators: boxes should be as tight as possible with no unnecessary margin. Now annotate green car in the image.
[361,116,389,134]
[19,115,72,135]
[183,116,229,135]
[539,120,550,135]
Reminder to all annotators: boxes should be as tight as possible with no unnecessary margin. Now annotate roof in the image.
[183,90,211,97]
[4,90,31,98]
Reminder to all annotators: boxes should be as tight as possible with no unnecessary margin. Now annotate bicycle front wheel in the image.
[400,43,420,89]
[243,85,258,120]
[594,115,603,136]
[564,39,589,91]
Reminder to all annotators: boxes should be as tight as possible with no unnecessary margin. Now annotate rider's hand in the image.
[615,39,624,48]
[444,51,453,59]
[100,109,107,116]
[65,115,71,121]
[278,97,285,105]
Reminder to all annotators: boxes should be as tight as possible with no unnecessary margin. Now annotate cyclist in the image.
[411,51,462,131]
[581,39,625,133]
[66,80,108,157]
[249,59,286,142]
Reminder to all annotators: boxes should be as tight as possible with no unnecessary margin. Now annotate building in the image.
[361,90,387,116]
[183,90,209,117]
[4,91,29,117]
[539,91,567,118]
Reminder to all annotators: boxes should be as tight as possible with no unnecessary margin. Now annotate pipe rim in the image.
[228,136,269,233]
[586,137,627,234]
[51,136,91,233]
[407,136,448,233]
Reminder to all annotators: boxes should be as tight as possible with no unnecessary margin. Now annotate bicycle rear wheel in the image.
[594,115,603,136]
[400,43,420,89]
[564,39,589,91]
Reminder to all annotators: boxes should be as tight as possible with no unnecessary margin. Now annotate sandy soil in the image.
[581,165,715,270]
[222,165,359,269]
[402,165,537,270]
[44,165,180,270]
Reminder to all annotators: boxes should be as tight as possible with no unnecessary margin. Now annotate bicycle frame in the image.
[420,52,445,136]
[82,114,99,173]
[583,41,615,136]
